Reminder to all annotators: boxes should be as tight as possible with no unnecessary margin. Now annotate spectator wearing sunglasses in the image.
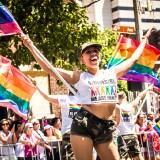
[0,118,17,160]
[19,123,41,160]
[31,119,51,160]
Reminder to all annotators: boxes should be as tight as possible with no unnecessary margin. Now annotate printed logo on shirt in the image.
[68,104,81,118]
[88,79,117,103]
[121,109,131,122]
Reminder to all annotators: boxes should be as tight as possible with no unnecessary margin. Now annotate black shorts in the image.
[70,108,115,144]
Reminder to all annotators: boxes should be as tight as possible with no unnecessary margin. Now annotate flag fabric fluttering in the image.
[0,56,36,119]
[107,35,160,84]
[0,2,22,36]
[154,121,160,135]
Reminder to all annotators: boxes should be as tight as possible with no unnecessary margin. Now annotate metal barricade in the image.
[130,132,159,160]
[0,139,62,160]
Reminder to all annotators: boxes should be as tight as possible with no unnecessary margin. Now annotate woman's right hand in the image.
[20,33,33,50]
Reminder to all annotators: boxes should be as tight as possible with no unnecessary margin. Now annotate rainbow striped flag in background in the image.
[107,35,160,84]
[154,121,160,135]
[0,56,36,119]
[0,2,22,36]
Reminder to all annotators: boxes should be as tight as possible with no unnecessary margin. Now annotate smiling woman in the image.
[0,119,17,159]
[19,123,41,160]
[21,28,153,160]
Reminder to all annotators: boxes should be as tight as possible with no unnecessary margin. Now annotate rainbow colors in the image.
[0,56,36,119]
[69,104,81,110]
[0,2,22,36]
[154,121,160,135]
[121,110,130,116]
[107,35,160,84]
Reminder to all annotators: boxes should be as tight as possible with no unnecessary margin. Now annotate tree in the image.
[0,0,100,69]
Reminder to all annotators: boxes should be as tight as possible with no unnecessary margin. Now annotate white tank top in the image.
[74,69,118,104]
[117,105,135,135]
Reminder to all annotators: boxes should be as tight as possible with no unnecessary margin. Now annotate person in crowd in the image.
[29,77,97,160]
[152,128,160,160]
[43,124,57,160]
[135,113,149,160]
[21,28,153,160]
[19,123,41,160]
[147,112,155,124]
[15,120,27,160]
[143,120,157,160]
[0,118,17,160]
[115,84,153,160]
[31,118,51,160]
[51,117,62,140]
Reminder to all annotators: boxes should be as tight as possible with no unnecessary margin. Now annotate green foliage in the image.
[0,0,100,69]
[96,28,119,69]
[0,0,128,91]
[117,80,128,94]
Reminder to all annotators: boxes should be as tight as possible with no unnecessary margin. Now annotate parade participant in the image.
[29,78,97,160]
[115,84,153,160]
[21,28,153,160]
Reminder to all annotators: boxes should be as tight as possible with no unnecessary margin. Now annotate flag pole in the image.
[29,43,77,96]
[135,95,147,117]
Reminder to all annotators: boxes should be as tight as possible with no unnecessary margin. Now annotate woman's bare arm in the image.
[21,34,80,85]
[114,28,153,79]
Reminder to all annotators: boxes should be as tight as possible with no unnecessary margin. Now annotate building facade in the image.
[79,0,160,32]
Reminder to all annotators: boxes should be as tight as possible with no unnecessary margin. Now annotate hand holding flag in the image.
[107,34,160,84]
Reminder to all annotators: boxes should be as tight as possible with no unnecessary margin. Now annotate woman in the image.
[15,120,26,160]
[135,113,148,160]
[43,124,57,160]
[0,119,17,160]
[143,120,157,160]
[19,123,41,160]
[21,28,153,160]
[51,117,62,140]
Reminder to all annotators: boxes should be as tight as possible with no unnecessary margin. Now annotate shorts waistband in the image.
[80,108,115,127]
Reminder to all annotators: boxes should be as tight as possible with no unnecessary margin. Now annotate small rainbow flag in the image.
[0,2,22,36]
[107,35,160,84]
[121,109,130,116]
[0,56,36,119]
[69,104,81,110]
[154,121,160,135]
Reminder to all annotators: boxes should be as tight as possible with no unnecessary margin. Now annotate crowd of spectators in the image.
[0,117,62,160]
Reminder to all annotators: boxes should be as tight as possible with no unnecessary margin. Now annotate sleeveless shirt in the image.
[74,69,118,104]
[117,105,135,135]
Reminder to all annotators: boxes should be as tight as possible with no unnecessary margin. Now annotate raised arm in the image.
[28,76,59,104]
[114,28,153,79]
[131,84,153,108]
[21,34,80,85]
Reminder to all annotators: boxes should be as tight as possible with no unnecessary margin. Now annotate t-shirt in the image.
[74,69,118,104]
[0,130,15,155]
[117,104,135,135]
[58,96,81,135]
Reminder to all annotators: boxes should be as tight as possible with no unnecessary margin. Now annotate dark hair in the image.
[118,91,126,100]
[51,117,60,127]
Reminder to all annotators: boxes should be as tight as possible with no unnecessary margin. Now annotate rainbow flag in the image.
[107,35,160,84]
[0,2,22,36]
[69,104,81,110]
[154,121,160,135]
[0,56,36,119]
